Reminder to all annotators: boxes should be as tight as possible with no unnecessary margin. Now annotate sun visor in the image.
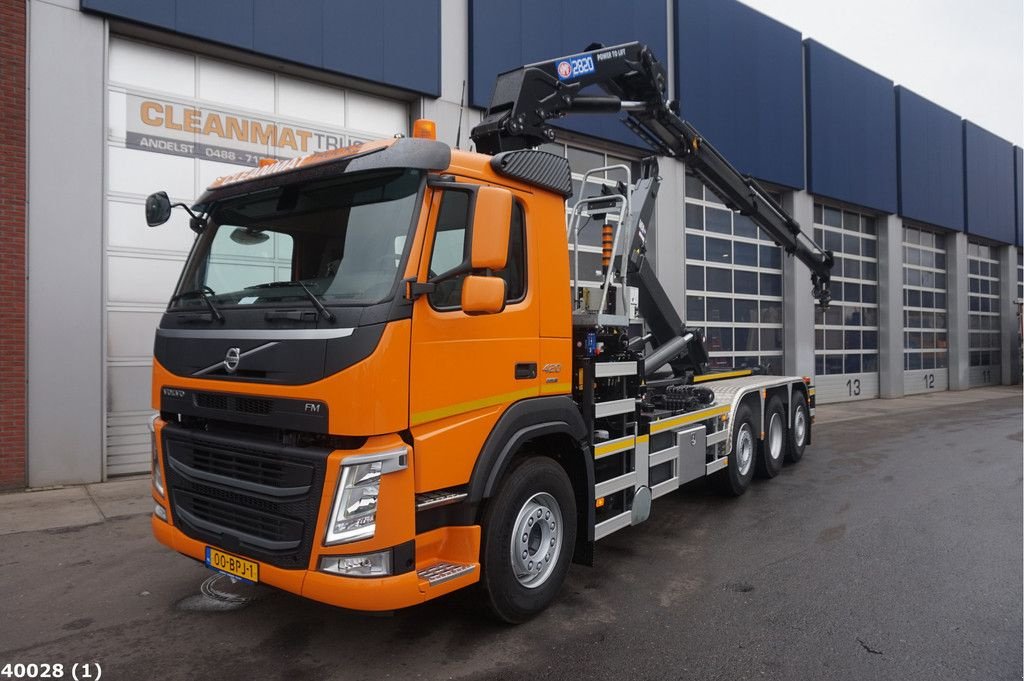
[194,137,451,208]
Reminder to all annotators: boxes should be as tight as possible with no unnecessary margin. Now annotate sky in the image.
[739,0,1024,147]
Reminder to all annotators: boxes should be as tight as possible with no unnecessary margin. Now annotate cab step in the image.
[415,490,468,511]
[417,561,476,586]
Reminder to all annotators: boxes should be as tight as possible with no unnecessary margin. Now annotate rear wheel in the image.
[480,456,577,623]
[756,395,786,478]
[718,403,756,496]
[786,392,809,463]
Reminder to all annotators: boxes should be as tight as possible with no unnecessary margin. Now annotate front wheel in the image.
[480,456,577,623]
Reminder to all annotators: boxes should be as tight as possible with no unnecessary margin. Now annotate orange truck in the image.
[145,43,832,622]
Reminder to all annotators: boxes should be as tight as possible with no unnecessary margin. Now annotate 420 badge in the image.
[556,55,595,80]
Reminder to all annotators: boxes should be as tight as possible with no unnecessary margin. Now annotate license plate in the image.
[205,547,259,583]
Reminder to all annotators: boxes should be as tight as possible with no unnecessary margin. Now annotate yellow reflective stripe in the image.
[594,436,636,458]
[636,434,649,444]
[649,405,730,434]
[807,388,816,395]
[692,369,753,383]
[410,386,538,426]
[540,381,571,394]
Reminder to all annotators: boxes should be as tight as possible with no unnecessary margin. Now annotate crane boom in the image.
[471,41,834,306]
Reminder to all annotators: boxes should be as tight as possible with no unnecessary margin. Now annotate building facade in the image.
[1,0,1021,488]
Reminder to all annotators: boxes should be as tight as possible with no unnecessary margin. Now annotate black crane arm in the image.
[470,41,834,307]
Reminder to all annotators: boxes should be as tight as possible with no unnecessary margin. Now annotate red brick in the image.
[0,0,26,490]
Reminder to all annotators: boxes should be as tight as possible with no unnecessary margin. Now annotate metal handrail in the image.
[566,164,633,316]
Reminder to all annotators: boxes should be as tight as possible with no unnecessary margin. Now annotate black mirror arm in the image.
[170,202,208,234]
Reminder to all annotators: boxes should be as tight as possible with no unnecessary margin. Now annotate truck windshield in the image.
[171,168,422,311]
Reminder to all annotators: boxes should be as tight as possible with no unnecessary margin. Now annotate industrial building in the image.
[0,0,1020,488]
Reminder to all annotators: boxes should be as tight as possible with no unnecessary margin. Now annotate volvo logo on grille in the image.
[224,347,241,373]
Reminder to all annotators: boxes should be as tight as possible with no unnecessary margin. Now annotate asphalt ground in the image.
[1,393,1021,680]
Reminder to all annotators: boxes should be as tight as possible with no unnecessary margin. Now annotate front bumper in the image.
[150,419,480,611]
[152,513,480,611]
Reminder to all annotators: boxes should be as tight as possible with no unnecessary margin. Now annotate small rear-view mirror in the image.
[145,191,172,227]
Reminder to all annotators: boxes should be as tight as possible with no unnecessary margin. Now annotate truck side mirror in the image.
[470,186,512,270]
[461,275,506,315]
[145,191,172,227]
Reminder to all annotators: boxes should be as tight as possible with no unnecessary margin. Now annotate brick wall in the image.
[0,0,27,489]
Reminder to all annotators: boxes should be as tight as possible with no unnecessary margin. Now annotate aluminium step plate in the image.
[415,490,468,511]
[418,562,476,586]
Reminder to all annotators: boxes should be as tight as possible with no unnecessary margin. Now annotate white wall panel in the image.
[107,200,194,253]
[108,146,195,200]
[278,75,346,127]
[107,310,164,360]
[903,368,949,395]
[814,373,879,404]
[107,90,127,142]
[109,38,195,98]
[347,90,408,138]
[107,254,184,305]
[107,365,153,413]
[198,57,275,113]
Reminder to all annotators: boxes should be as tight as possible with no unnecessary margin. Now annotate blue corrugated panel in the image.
[177,0,254,51]
[1015,146,1023,246]
[80,0,441,96]
[81,0,175,29]
[805,40,897,213]
[895,86,963,231]
[254,0,322,67]
[469,0,668,149]
[963,121,1015,244]
[675,0,804,189]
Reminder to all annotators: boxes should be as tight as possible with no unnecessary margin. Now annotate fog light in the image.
[319,551,391,578]
[154,503,167,521]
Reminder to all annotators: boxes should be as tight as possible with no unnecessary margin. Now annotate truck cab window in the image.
[428,192,526,309]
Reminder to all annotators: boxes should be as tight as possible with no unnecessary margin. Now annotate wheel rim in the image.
[510,492,562,589]
[768,411,783,461]
[793,406,807,447]
[736,424,754,476]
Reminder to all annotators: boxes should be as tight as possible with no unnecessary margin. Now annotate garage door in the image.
[902,224,950,395]
[812,203,880,403]
[104,37,409,476]
[967,240,1002,387]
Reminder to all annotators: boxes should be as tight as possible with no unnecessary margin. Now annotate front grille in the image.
[236,397,272,415]
[194,392,272,415]
[183,443,313,491]
[163,423,330,569]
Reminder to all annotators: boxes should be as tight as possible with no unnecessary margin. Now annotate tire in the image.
[480,456,577,624]
[717,402,756,496]
[755,395,786,479]
[786,391,810,463]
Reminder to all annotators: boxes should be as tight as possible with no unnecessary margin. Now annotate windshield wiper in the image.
[246,281,337,323]
[169,286,224,322]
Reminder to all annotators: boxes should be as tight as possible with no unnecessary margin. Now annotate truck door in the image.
[409,185,539,491]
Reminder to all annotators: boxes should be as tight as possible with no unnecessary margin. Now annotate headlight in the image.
[319,550,391,578]
[325,447,407,545]
[149,413,164,497]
